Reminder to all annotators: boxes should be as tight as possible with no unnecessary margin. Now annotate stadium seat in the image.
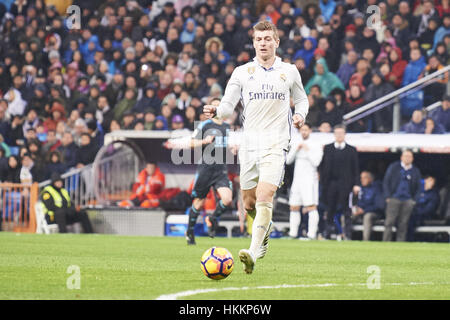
[35,202,58,234]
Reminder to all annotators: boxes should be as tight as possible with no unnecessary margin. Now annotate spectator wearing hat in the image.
[171,114,187,131]
[43,101,66,132]
[344,23,357,40]
[154,115,169,131]
[40,172,93,233]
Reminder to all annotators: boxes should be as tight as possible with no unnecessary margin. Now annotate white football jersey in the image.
[217,57,309,151]
[286,135,323,181]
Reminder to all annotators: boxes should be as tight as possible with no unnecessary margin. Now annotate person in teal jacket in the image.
[305,58,345,97]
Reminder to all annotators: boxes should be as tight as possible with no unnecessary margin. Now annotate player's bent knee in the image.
[256,182,277,203]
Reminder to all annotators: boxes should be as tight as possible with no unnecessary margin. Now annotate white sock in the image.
[249,202,273,258]
[307,210,319,239]
[289,211,301,238]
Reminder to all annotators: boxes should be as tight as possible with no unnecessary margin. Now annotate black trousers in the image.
[323,180,352,239]
[47,208,94,233]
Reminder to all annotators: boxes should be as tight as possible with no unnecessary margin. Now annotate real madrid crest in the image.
[280,73,287,82]
[248,66,255,74]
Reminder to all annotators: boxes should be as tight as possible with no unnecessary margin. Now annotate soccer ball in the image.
[200,247,234,280]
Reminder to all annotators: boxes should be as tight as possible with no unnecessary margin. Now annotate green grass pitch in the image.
[1,232,449,300]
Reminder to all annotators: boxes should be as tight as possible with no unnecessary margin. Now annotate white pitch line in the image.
[155,281,448,300]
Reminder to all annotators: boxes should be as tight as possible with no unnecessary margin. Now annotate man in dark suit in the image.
[320,124,360,240]
[382,149,422,242]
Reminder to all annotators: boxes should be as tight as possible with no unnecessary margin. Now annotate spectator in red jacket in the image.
[43,101,66,132]
[119,162,166,208]
[386,47,408,88]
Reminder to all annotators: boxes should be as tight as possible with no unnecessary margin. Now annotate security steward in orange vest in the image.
[40,173,93,233]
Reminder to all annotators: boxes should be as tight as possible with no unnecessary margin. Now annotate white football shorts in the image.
[288,177,319,207]
[239,148,286,190]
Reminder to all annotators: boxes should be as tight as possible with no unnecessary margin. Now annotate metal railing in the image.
[38,164,96,209]
[425,101,442,113]
[343,65,450,132]
[93,143,144,206]
[0,182,38,232]
[37,140,144,210]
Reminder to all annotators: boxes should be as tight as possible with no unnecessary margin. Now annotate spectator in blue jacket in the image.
[401,110,426,133]
[382,150,422,242]
[400,48,427,117]
[350,171,384,241]
[429,94,450,132]
[424,117,446,134]
[432,14,450,51]
[407,175,440,241]
[319,0,337,23]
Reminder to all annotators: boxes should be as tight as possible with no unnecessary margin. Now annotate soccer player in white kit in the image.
[286,123,323,240]
[203,21,309,274]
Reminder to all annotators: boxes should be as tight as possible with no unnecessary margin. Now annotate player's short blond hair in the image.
[252,21,279,41]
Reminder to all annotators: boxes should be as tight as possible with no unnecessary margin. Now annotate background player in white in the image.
[286,122,323,240]
[203,21,309,274]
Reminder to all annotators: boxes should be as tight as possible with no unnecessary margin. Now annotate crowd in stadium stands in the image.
[0,0,448,186]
